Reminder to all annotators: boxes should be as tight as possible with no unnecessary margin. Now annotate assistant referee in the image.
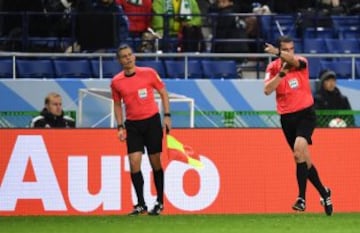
[110,44,171,216]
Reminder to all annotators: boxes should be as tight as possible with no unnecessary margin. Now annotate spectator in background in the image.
[93,0,129,46]
[151,0,203,52]
[210,0,249,55]
[30,92,75,128]
[0,0,48,51]
[116,0,154,53]
[196,0,213,52]
[71,0,93,11]
[314,69,355,127]
[41,0,75,35]
[69,0,129,52]
[345,0,360,15]
[116,0,152,38]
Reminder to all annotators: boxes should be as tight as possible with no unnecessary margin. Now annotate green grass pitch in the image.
[1,213,359,233]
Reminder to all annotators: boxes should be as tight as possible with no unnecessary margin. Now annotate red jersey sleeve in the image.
[264,59,281,83]
[111,78,122,102]
[149,68,165,90]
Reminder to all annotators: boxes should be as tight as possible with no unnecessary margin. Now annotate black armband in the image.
[298,60,307,69]
[164,113,171,117]
[117,124,124,130]
[279,71,286,78]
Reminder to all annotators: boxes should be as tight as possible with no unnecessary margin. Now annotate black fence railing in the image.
[1,110,359,128]
[0,12,266,53]
[0,12,358,54]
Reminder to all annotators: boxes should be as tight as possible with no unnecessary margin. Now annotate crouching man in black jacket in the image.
[30,92,75,128]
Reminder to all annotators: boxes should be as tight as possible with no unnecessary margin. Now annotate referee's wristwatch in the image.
[117,124,124,130]
[164,113,171,117]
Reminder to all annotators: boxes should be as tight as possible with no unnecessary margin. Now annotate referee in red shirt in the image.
[263,36,333,216]
[111,44,171,216]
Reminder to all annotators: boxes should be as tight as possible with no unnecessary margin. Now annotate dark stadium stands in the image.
[320,60,352,79]
[53,59,93,78]
[0,12,359,79]
[0,58,13,78]
[90,59,122,79]
[325,38,360,54]
[164,60,203,79]
[307,57,322,79]
[303,38,327,54]
[16,59,55,78]
[331,15,360,39]
[356,61,360,78]
[136,60,166,78]
[201,60,238,79]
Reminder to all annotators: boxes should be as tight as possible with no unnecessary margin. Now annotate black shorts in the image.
[125,113,163,155]
[280,105,316,151]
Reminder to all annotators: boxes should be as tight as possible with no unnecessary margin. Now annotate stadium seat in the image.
[339,39,360,54]
[307,57,322,79]
[17,59,55,79]
[0,58,13,78]
[136,60,166,78]
[320,60,352,79]
[91,59,122,78]
[324,38,360,54]
[339,29,360,39]
[260,15,296,41]
[28,37,58,47]
[125,36,142,51]
[331,15,359,28]
[303,38,327,53]
[273,14,296,26]
[293,38,303,53]
[201,60,238,79]
[53,59,93,78]
[331,15,359,38]
[303,27,335,39]
[356,61,360,79]
[164,60,203,79]
[270,27,297,43]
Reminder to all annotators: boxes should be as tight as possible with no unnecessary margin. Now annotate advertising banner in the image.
[0,129,359,215]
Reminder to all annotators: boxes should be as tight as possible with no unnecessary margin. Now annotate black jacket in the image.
[211,5,249,54]
[314,86,354,127]
[30,108,75,128]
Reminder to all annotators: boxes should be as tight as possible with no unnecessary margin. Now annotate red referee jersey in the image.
[264,56,314,114]
[110,66,165,120]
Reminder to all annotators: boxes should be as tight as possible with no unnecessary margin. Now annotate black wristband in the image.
[277,49,281,57]
[164,113,171,117]
[279,71,286,78]
[117,124,124,130]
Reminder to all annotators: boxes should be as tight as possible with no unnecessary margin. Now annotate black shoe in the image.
[148,202,164,216]
[292,197,306,212]
[128,204,147,216]
[320,187,333,216]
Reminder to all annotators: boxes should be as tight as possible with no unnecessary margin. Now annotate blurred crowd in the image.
[0,0,359,53]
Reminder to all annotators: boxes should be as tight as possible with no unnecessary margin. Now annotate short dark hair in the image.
[116,43,133,59]
[276,35,294,48]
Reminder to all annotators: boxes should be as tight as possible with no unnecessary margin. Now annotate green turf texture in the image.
[1,213,359,233]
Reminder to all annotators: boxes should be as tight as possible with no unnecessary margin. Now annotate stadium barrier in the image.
[0,128,359,215]
[0,111,76,128]
[1,110,359,128]
[0,52,360,80]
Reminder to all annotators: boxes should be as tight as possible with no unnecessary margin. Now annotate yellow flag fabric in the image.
[166,134,203,169]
